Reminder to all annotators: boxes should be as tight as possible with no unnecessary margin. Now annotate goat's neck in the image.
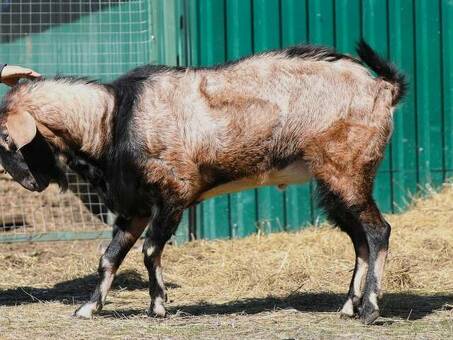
[26,80,115,158]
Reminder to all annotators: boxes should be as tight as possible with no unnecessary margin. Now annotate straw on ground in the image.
[0,184,452,339]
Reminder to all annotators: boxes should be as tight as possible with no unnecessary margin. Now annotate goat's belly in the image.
[198,160,311,201]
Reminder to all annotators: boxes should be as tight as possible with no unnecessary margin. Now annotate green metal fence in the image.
[168,0,452,240]
[0,0,452,243]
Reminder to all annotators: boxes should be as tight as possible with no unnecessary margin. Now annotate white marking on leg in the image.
[100,272,114,304]
[146,245,156,257]
[340,298,354,316]
[353,256,368,298]
[155,261,164,289]
[374,249,388,295]
[151,255,166,317]
[99,258,116,304]
[369,292,379,310]
[152,296,166,317]
[75,302,97,319]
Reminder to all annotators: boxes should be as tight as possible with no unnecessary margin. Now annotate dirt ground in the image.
[0,185,452,339]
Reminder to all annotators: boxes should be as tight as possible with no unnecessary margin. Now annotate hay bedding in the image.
[0,183,451,338]
[0,184,453,339]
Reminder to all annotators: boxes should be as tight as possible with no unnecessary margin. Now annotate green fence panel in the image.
[335,0,361,54]
[308,0,334,46]
[281,0,308,47]
[415,0,444,187]
[180,0,452,241]
[442,0,453,178]
[389,0,418,211]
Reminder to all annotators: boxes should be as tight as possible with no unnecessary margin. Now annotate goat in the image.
[0,40,406,324]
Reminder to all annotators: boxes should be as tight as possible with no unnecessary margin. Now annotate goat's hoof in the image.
[149,303,166,318]
[339,298,355,319]
[358,304,380,325]
[360,310,380,325]
[73,303,95,319]
[340,312,354,319]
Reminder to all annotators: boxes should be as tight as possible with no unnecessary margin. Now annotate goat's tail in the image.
[356,39,407,105]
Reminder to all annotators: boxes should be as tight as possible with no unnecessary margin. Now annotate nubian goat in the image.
[0,40,406,324]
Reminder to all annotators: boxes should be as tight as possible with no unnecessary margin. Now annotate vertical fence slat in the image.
[281,0,308,46]
[226,0,257,238]
[253,0,281,52]
[388,0,417,211]
[187,0,200,66]
[308,0,335,46]
[415,0,443,188]
[362,0,393,212]
[442,0,453,178]
[335,0,361,54]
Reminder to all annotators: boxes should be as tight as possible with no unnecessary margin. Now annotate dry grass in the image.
[0,184,452,339]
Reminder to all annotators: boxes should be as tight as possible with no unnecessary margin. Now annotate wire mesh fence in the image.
[0,0,151,78]
[0,0,152,242]
[0,169,110,242]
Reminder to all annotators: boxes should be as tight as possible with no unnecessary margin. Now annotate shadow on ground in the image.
[0,272,451,321]
[0,269,179,305]
[103,292,452,321]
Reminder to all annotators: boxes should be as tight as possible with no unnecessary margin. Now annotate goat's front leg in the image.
[74,216,148,318]
[142,206,182,317]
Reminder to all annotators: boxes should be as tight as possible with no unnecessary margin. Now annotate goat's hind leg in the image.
[356,203,390,324]
[317,182,389,324]
[316,181,389,324]
[342,240,368,318]
[318,184,369,318]
[74,216,148,318]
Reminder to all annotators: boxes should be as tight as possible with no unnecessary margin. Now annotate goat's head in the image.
[0,89,67,192]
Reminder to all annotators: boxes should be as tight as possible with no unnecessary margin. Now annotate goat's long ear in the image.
[6,111,37,150]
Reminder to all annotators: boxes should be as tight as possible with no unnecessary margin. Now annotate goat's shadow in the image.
[102,292,452,322]
[0,269,179,305]
[0,271,451,321]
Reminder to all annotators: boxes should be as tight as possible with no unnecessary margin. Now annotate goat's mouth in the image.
[18,175,47,192]
[0,133,55,192]
[0,149,50,192]
[5,129,70,192]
